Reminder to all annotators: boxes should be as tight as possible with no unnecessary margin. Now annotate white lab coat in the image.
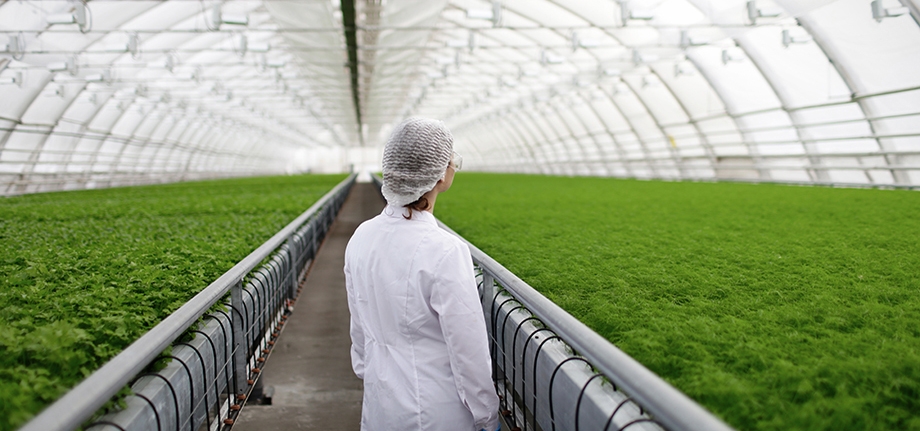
[344,205,500,431]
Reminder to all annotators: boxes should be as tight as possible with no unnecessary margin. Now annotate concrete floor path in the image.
[235,182,383,431]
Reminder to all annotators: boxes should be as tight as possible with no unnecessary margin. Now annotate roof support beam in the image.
[341,0,363,145]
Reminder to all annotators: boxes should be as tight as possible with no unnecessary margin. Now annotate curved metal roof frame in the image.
[1,0,919,195]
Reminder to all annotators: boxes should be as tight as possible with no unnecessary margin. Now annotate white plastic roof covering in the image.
[1,0,919,195]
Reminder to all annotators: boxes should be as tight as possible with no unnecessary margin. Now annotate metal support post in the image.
[287,233,297,301]
[230,278,248,398]
[481,271,496,339]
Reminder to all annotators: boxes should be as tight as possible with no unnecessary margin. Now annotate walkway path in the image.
[235,182,383,430]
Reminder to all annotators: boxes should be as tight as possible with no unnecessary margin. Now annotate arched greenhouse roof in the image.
[1,0,918,195]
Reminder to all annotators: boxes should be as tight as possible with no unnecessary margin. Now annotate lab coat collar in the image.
[383,204,438,226]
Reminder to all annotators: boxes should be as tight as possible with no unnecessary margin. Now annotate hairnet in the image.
[381,117,454,207]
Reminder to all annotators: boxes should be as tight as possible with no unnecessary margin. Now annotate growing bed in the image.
[0,174,346,431]
[438,173,920,431]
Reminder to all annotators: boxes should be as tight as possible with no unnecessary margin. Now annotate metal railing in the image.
[20,173,356,431]
[370,173,732,430]
[441,222,734,431]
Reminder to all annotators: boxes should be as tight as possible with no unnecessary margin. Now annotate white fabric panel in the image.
[629,73,690,126]
[801,0,920,95]
[0,70,51,120]
[738,26,850,108]
[688,46,782,115]
[862,90,920,118]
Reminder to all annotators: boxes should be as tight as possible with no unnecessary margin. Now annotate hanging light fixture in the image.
[3,33,25,61]
[127,33,140,59]
[210,4,249,30]
[46,0,90,33]
[680,30,708,48]
[620,1,655,26]
[871,0,909,22]
[721,48,745,64]
[781,29,812,47]
[746,1,782,24]
[48,57,78,75]
[84,69,111,83]
[465,1,501,27]
[0,71,22,87]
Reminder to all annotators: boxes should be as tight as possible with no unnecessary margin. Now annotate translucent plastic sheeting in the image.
[1,0,919,194]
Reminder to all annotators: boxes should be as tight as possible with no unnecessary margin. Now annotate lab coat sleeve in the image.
[430,241,500,431]
[344,259,366,379]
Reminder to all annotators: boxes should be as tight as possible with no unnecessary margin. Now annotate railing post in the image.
[287,232,297,301]
[481,271,496,339]
[480,270,500,393]
[230,277,248,399]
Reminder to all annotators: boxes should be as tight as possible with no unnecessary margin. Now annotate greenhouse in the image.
[1,1,918,431]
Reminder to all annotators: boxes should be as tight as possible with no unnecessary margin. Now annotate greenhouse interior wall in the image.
[1,0,919,430]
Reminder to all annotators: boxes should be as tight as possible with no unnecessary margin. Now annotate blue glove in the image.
[479,423,500,431]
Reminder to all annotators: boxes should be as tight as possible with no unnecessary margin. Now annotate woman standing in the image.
[344,117,500,431]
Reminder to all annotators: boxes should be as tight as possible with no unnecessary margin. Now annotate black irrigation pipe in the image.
[511,316,541,431]
[620,418,662,430]
[175,342,211,431]
[212,309,240,402]
[491,296,518,415]
[202,313,234,417]
[605,398,639,431]
[89,421,127,431]
[135,372,180,431]
[532,335,562,431]
[499,304,525,427]
[549,357,591,431]
[575,374,606,431]
[158,355,196,431]
[132,393,162,431]
[521,328,554,431]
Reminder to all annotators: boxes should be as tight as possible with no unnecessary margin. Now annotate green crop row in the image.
[0,174,346,431]
[437,173,920,431]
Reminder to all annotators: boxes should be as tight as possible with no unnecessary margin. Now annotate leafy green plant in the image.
[438,173,920,431]
[0,174,345,431]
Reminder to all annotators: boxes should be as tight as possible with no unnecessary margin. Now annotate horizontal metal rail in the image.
[20,173,357,431]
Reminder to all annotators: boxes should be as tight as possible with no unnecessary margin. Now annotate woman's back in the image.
[345,205,498,430]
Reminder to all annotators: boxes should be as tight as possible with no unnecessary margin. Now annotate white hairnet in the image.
[381,117,453,207]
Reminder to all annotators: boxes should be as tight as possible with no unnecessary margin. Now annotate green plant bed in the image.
[437,173,920,431]
[0,174,346,431]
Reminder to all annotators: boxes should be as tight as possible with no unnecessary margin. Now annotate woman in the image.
[344,117,500,431]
